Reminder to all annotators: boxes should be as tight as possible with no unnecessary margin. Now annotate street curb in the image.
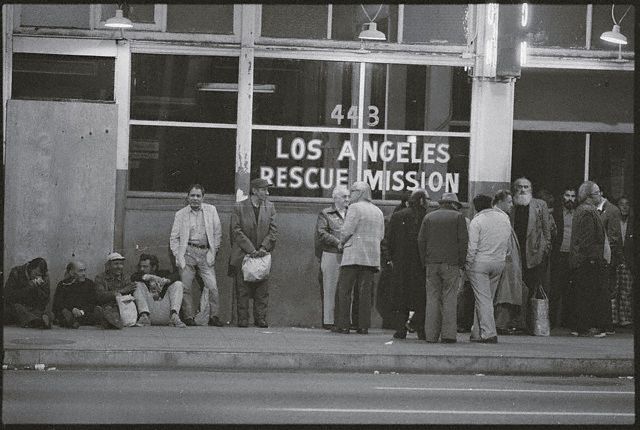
[3,348,633,377]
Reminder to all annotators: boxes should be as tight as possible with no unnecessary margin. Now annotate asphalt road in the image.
[2,369,635,425]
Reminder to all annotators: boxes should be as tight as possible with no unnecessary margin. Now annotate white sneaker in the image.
[169,313,186,328]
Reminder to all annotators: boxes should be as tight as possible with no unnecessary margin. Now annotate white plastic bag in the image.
[528,284,550,336]
[242,253,272,282]
[115,294,138,327]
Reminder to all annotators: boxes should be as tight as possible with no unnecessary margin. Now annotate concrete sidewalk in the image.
[2,326,634,377]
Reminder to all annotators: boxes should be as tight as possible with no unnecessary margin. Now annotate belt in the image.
[188,242,209,249]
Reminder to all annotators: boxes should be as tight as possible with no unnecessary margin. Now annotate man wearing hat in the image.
[94,252,137,329]
[170,183,223,327]
[228,177,278,328]
[417,192,468,343]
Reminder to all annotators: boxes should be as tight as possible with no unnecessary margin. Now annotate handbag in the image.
[115,294,138,327]
[242,253,272,282]
[528,284,550,336]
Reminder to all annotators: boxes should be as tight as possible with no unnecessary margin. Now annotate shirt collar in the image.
[597,199,607,212]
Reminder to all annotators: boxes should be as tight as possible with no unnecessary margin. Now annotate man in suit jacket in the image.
[228,178,278,328]
[333,181,384,335]
[594,187,623,334]
[510,178,552,301]
[170,184,223,327]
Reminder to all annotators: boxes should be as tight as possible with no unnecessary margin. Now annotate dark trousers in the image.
[235,272,269,324]
[319,267,360,326]
[550,252,574,328]
[457,279,474,330]
[574,260,609,333]
[600,263,616,331]
[4,303,51,327]
[335,265,374,330]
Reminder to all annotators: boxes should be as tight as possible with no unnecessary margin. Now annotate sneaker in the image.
[591,329,607,338]
[570,331,579,337]
[169,313,186,328]
[393,329,407,339]
[605,329,616,335]
[356,328,368,335]
[137,313,151,327]
[183,317,196,327]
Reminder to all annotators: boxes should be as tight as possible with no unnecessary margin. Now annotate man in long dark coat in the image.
[386,189,432,339]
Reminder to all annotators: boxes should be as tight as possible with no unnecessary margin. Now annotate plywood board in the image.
[4,100,118,288]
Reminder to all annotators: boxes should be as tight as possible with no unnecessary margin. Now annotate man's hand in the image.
[71,308,84,318]
[176,257,186,270]
[30,277,45,287]
[337,243,344,252]
[120,284,136,295]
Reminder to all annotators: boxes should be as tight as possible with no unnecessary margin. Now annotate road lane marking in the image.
[260,408,634,417]
[375,387,635,395]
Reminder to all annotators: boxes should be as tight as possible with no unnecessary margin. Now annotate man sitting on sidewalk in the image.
[131,254,186,328]
[94,252,137,329]
[52,260,100,328]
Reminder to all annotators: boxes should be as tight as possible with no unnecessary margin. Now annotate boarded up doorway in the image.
[4,100,118,292]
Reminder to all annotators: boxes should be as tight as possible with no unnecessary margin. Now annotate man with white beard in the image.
[510,178,551,330]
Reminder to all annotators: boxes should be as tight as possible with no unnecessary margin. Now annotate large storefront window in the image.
[129,54,238,194]
[402,4,468,45]
[252,58,471,200]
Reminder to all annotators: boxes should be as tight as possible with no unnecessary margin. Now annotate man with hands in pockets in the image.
[170,184,223,327]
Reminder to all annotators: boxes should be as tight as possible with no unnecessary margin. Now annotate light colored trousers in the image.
[425,263,461,342]
[133,281,183,325]
[468,260,505,340]
[180,246,219,319]
[321,251,342,325]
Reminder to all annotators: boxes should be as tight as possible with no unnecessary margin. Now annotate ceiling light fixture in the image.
[105,7,133,29]
[600,5,631,45]
[358,4,386,41]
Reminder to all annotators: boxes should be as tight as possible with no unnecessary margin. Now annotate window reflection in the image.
[332,4,398,42]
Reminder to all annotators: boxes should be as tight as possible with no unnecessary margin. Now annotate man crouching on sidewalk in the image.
[131,253,186,328]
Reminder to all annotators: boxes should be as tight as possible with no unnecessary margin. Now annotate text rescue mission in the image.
[259,137,461,193]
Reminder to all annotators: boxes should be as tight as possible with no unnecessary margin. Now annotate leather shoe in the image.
[393,329,407,339]
[184,317,197,327]
[441,338,457,344]
[255,320,268,328]
[238,320,249,328]
[356,328,368,335]
[61,309,75,328]
[332,327,349,334]
[470,336,498,344]
[322,324,334,330]
[41,314,52,329]
[208,316,224,327]
[416,329,426,340]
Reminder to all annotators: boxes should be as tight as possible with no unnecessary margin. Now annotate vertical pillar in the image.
[468,3,515,201]
[113,39,131,253]
[235,4,256,202]
[2,4,14,165]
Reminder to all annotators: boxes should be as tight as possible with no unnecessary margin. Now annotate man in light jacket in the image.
[333,181,384,335]
[228,178,278,328]
[170,184,223,327]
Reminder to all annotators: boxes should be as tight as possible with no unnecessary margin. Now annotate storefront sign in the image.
[259,137,459,193]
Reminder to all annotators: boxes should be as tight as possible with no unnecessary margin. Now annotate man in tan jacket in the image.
[170,184,222,326]
[333,181,384,335]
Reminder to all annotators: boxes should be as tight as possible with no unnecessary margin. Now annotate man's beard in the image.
[513,192,532,206]
[563,199,576,210]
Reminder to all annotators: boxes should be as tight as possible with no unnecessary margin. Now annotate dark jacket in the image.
[598,199,624,265]
[385,206,427,310]
[94,269,134,304]
[52,278,99,318]
[229,197,277,273]
[621,217,634,271]
[314,205,346,258]
[569,203,605,269]
[418,207,469,268]
[551,206,575,257]
[4,263,50,311]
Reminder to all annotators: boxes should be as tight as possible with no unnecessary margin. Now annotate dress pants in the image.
[320,251,342,325]
[235,272,269,324]
[335,265,374,330]
[573,260,609,333]
[134,281,183,325]
[468,260,505,340]
[425,263,460,342]
[180,246,219,320]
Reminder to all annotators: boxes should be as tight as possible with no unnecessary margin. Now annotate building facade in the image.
[2,3,634,326]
